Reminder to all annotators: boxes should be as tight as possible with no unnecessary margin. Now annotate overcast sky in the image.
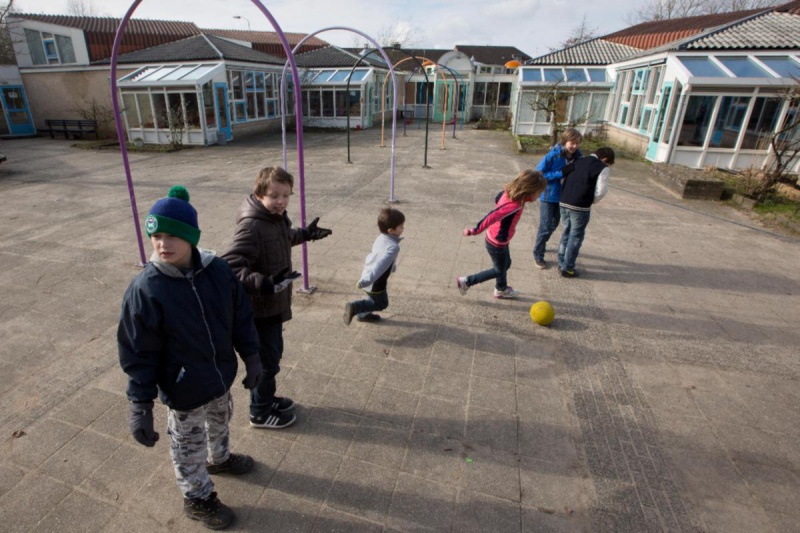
[14,0,634,59]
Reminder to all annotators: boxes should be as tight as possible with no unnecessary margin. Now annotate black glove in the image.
[261,267,298,295]
[561,162,575,178]
[241,355,263,390]
[129,401,159,447]
[304,217,332,241]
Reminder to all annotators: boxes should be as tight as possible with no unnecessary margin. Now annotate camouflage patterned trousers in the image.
[167,391,232,500]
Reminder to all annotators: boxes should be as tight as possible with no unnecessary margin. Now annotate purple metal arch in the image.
[279,27,399,202]
[110,1,313,290]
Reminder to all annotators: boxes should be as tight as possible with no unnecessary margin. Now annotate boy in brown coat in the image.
[222,167,331,429]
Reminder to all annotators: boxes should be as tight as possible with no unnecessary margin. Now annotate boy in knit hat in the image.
[118,185,262,530]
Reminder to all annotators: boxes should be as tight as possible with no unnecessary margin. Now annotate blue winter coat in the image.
[118,249,260,411]
[536,143,583,203]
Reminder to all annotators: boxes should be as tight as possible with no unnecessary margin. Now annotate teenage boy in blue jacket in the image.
[533,128,582,269]
[118,185,262,530]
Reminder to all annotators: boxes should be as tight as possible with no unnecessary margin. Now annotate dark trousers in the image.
[350,290,389,318]
[251,318,283,418]
[533,201,561,261]
[466,241,511,291]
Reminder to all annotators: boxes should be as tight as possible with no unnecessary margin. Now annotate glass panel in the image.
[203,82,216,129]
[328,70,351,82]
[309,91,321,116]
[152,93,167,129]
[138,93,154,127]
[589,93,608,121]
[718,56,770,78]
[24,29,47,65]
[709,96,749,148]
[216,87,228,128]
[322,90,334,117]
[167,93,184,129]
[313,70,335,82]
[334,90,347,116]
[662,81,681,143]
[130,67,159,82]
[498,83,511,106]
[266,100,276,117]
[653,86,672,142]
[9,111,28,125]
[741,97,781,149]
[570,92,590,123]
[777,99,800,147]
[521,69,542,82]
[184,93,201,130]
[677,95,716,146]
[543,68,564,82]
[566,68,587,82]
[245,72,255,90]
[2,89,23,108]
[54,34,76,63]
[43,40,58,59]
[347,90,361,116]
[518,93,535,122]
[587,68,606,82]
[265,73,275,98]
[161,65,199,81]
[486,83,498,107]
[350,70,369,82]
[234,102,246,122]
[246,92,257,119]
[255,72,265,90]
[149,67,180,81]
[230,71,244,99]
[190,65,218,81]
[678,56,727,77]
[122,93,140,127]
[756,56,800,78]
[473,82,486,105]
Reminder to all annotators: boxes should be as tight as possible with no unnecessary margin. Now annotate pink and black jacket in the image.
[465,191,527,248]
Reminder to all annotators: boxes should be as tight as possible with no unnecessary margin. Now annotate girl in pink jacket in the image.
[457,170,545,299]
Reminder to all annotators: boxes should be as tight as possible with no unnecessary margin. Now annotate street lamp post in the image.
[233,15,251,31]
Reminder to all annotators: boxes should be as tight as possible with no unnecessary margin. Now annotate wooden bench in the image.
[45,119,98,139]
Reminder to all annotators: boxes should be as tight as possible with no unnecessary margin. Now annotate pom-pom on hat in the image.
[144,185,201,246]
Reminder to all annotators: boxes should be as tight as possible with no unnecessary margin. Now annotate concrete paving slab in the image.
[1,128,799,531]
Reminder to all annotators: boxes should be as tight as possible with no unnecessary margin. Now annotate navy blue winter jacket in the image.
[118,249,260,411]
[536,143,583,203]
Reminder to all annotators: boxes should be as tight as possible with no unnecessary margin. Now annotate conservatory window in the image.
[677,95,716,146]
[741,97,782,149]
[521,69,542,82]
[717,57,770,78]
[678,57,727,77]
[756,56,800,78]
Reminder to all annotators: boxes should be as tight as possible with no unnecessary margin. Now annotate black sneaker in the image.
[357,313,381,322]
[250,409,297,429]
[560,269,579,278]
[534,258,547,269]
[343,303,355,326]
[184,492,235,530]
[206,453,254,475]
[271,396,295,412]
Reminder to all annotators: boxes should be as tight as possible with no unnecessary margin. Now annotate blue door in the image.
[214,83,231,141]
[1,86,36,136]
[647,82,673,161]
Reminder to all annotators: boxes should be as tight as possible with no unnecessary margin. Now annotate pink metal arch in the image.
[279,27,399,202]
[110,1,316,290]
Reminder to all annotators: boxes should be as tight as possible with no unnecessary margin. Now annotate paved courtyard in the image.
[0,126,799,532]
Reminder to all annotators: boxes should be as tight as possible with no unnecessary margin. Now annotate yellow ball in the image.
[530,301,555,326]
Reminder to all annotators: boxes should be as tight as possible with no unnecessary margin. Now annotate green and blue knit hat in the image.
[144,185,201,246]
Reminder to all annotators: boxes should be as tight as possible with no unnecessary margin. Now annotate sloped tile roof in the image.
[454,45,532,65]
[9,13,199,35]
[528,38,641,65]
[603,9,763,49]
[685,11,800,49]
[202,29,328,47]
[94,34,284,65]
[340,47,448,70]
[293,46,389,68]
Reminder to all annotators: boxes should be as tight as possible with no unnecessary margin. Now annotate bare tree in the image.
[526,80,591,146]
[66,0,97,16]
[0,0,16,65]
[559,14,597,49]
[626,0,781,23]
